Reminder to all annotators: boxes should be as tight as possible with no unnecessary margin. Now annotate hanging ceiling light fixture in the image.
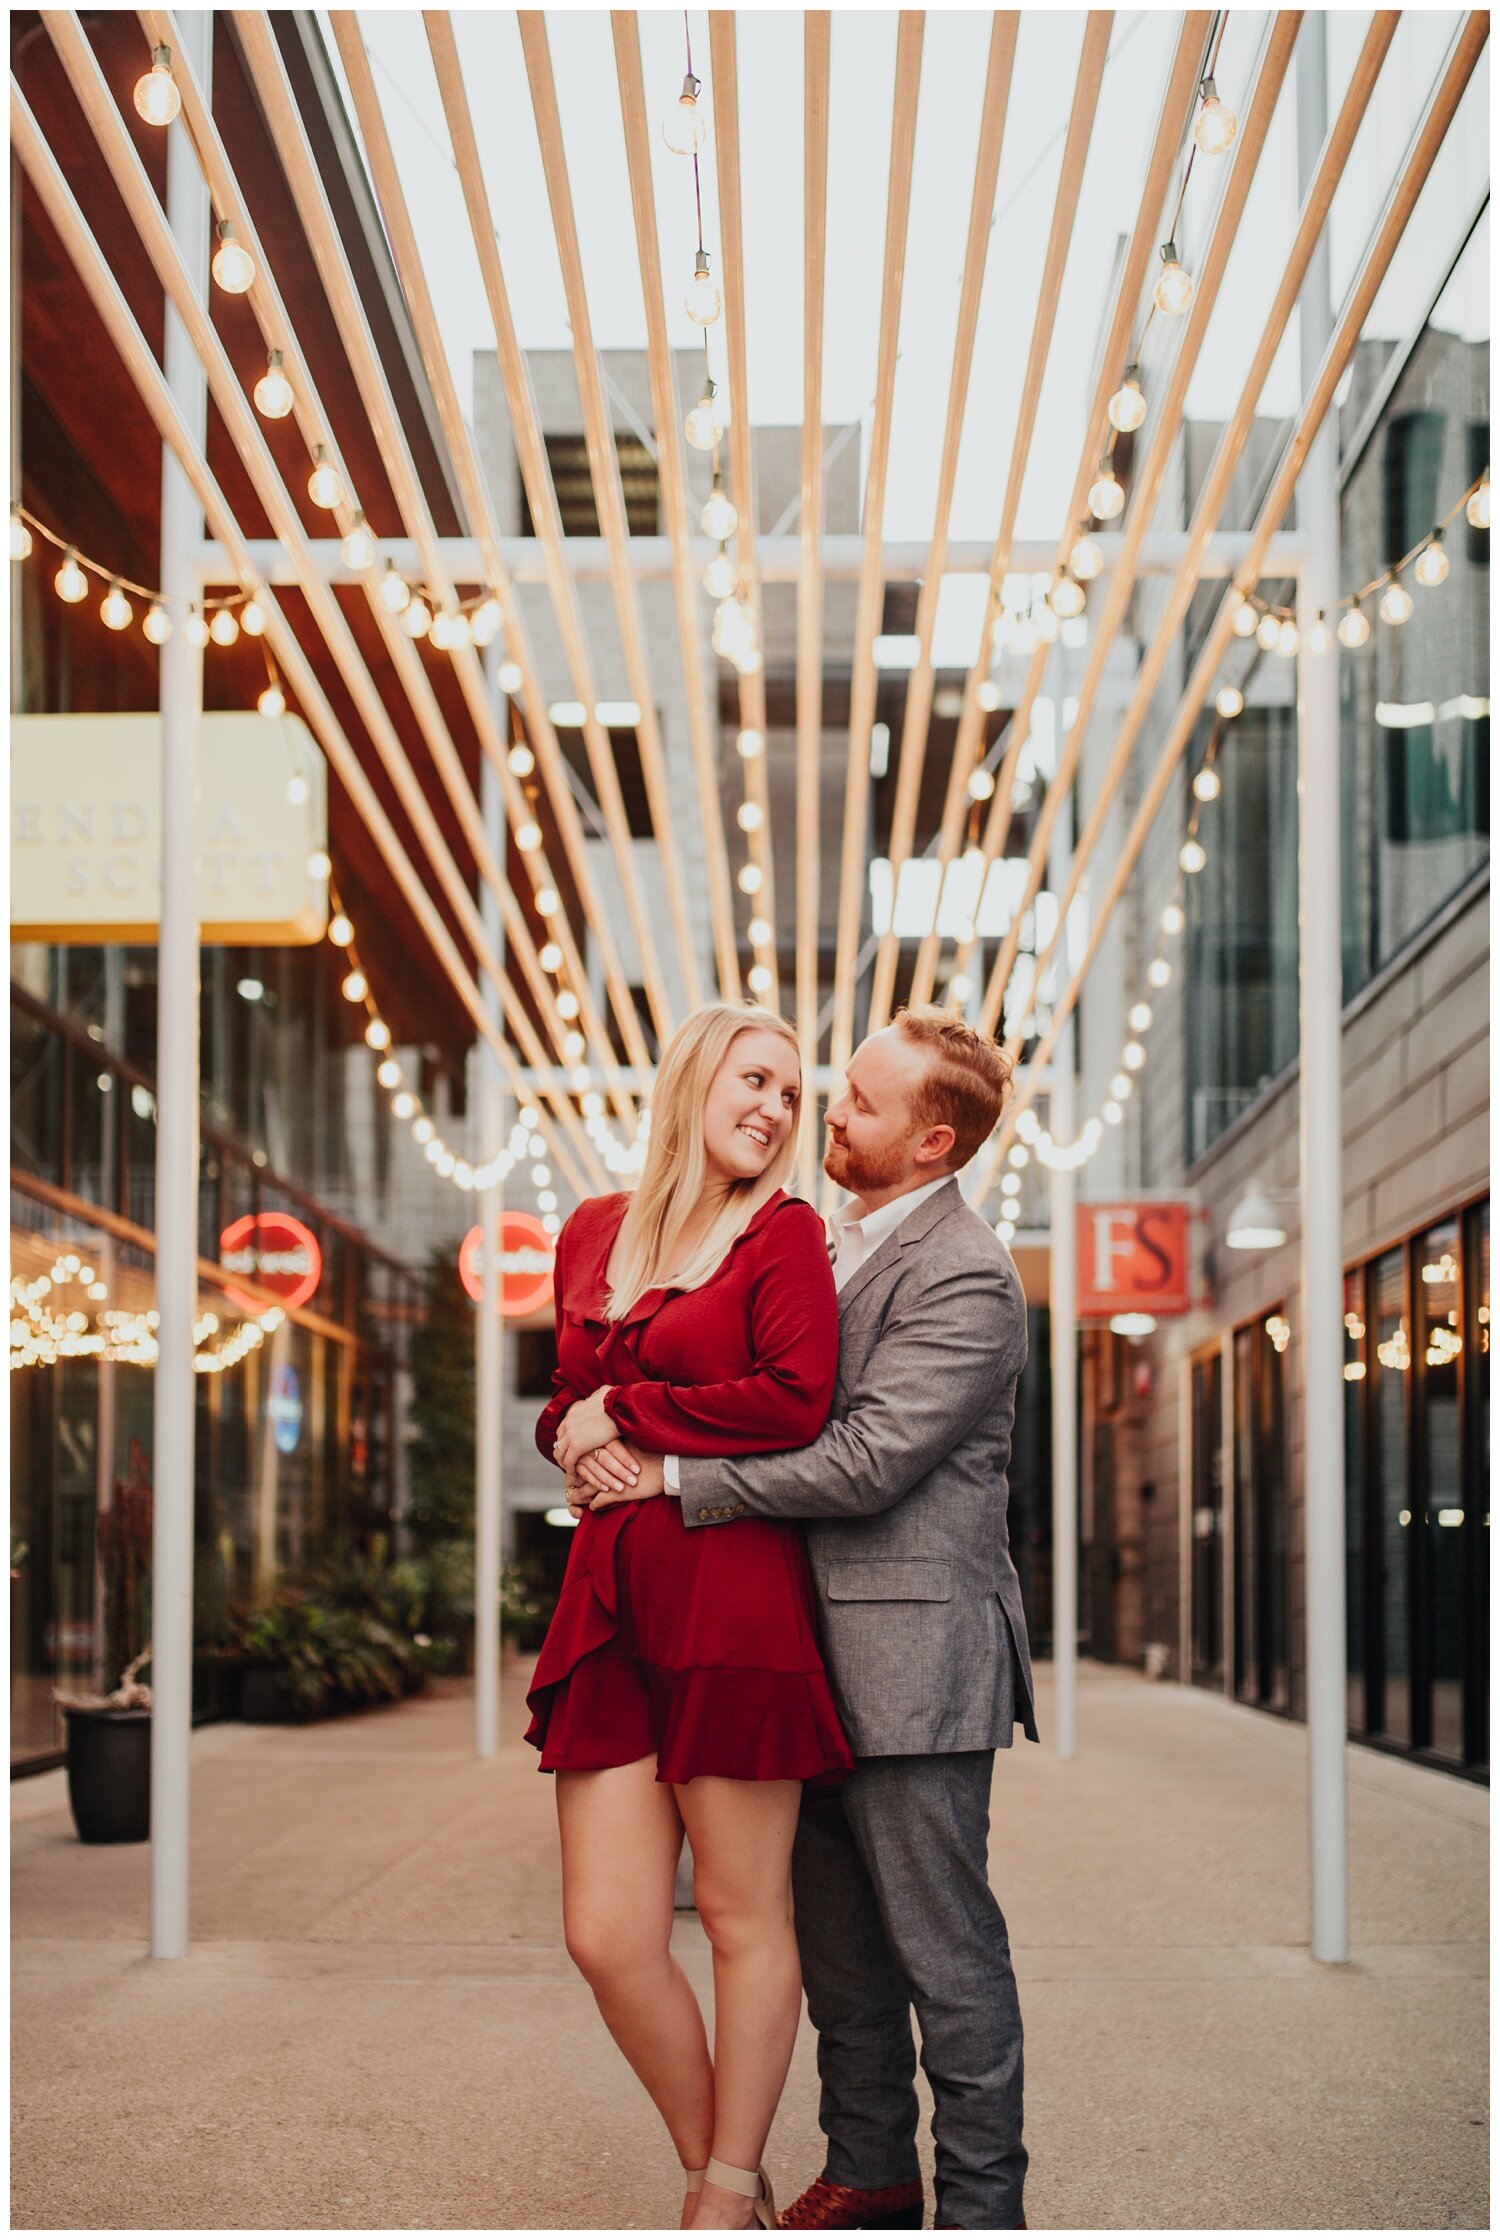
[684,248,723,327]
[1107,364,1147,433]
[1088,456,1124,521]
[133,44,181,127]
[1153,239,1194,316]
[662,70,707,156]
[701,472,737,543]
[253,349,293,420]
[1192,75,1239,155]
[211,219,255,294]
[684,376,725,451]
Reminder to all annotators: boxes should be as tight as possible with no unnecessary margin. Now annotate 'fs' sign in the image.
[1077,1202,1191,1318]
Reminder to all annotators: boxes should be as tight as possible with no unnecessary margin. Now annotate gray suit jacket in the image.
[678,1177,1038,1758]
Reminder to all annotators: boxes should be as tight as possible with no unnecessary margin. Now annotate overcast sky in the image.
[325,8,1488,574]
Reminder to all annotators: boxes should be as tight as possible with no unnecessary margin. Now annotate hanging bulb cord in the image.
[685,10,706,254]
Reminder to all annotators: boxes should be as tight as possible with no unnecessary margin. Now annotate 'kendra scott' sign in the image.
[11,711,327,943]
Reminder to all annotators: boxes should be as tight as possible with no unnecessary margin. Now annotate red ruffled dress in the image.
[524,1188,854,1789]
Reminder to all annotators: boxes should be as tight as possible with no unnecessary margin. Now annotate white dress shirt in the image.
[663,1174,951,1491]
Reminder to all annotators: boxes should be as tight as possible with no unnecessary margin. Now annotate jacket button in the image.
[697,1508,710,1522]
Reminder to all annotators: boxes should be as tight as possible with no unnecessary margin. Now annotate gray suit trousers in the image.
[793,1753,1026,2230]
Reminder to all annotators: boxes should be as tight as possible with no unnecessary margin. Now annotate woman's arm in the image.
[601,1202,838,1457]
[532,1212,583,1466]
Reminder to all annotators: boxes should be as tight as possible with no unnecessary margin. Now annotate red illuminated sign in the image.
[460,1212,557,1319]
[219,1210,323,1314]
[1077,1202,1191,1318]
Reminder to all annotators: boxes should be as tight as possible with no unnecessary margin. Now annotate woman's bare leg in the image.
[557,1759,715,2224]
[676,1777,804,2230]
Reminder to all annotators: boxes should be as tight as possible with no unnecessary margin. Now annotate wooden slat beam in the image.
[796,10,831,1171]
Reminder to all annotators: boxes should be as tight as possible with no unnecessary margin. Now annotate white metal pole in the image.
[149,8,210,1962]
[1048,810,1078,1760]
[474,650,507,1758]
[1295,18,1350,1965]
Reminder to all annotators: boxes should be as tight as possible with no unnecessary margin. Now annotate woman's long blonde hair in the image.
[605,1003,801,1319]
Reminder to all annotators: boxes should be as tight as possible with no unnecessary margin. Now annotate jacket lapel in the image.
[835,1177,964,1317]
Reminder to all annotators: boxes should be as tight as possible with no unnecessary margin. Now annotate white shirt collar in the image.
[830,1174,951,1260]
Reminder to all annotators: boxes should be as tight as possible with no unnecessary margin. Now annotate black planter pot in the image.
[236,1667,300,1724]
[63,1704,151,1844]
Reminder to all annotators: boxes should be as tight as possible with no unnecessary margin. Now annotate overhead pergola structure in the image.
[10,8,1488,1961]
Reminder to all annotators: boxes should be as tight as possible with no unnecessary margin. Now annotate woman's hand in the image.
[566,1444,664,1513]
[572,1439,641,1497]
[553,1387,619,1472]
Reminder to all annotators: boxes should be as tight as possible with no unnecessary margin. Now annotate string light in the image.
[1153,239,1194,316]
[685,378,724,452]
[209,605,240,647]
[100,582,133,632]
[1107,365,1146,433]
[307,445,345,511]
[1337,603,1370,649]
[703,546,738,600]
[702,474,737,542]
[257,681,286,720]
[1070,533,1103,581]
[1379,578,1413,626]
[1466,473,1489,530]
[377,560,411,613]
[1232,595,1260,638]
[341,512,375,570]
[662,69,707,156]
[11,507,32,560]
[1049,574,1086,619]
[685,248,723,327]
[55,548,88,604]
[211,220,255,295]
[1088,457,1124,522]
[1192,76,1238,154]
[254,349,294,419]
[1214,684,1243,719]
[143,602,172,645]
[133,44,182,126]
[1414,533,1449,588]
[240,597,266,636]
[185,605,210,648]
[400,595,432,640]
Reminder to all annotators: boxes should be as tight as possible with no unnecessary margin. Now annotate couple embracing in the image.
[528,1000,1037,2232]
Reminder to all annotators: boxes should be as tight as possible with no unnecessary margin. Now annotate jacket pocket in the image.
[826,1559,953,1602]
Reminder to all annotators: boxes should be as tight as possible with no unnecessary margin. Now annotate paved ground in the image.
[11,1661,1488,2231]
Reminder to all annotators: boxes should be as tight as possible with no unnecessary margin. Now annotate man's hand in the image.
[570,1445,665,1512]
[553,1386,617,1472]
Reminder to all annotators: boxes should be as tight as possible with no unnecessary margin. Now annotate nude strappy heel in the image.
[703,2157,776,2230]
[683,2167,707,2193]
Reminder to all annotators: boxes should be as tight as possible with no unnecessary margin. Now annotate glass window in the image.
[1184,707,1300,1162]
[1190,1350,1224,1690]
[1371,1247,1411,1745]
[1416,1221,1464,1760]
[1340,214,1490,993]
[1344,1270,1369,1735]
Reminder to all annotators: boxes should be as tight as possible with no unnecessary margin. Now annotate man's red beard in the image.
[823,1132,911,1198]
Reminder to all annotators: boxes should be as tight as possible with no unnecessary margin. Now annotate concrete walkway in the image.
[12,1661,1488,2231]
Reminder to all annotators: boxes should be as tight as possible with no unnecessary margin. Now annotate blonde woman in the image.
[527,1003,853,2231]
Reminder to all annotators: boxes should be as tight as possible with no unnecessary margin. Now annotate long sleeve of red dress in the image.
[603,1200,837,1456]
[533,1211,588,1465]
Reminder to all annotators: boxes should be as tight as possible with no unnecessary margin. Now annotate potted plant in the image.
[55,1439,153,1844]
[226,1579,426,1722]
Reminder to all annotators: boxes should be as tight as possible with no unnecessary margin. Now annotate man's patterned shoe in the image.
[778,2174,925,2229]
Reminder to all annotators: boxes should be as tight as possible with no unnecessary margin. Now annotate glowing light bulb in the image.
[535,886,559,917]
[540,942,563,972]
[471,595,502,645]
[968,767,996,802]
[557,990,580,1020]
[1379,578,1413,626]
[508,744,535,777]
[1070,534,1103,581]
[307,445,344,511]
[498,659,524,694]
[1337,604,1370,649]
[977,678,1002,712]
[703,545,739,600]
[702,475,737,542]
[685,248,722,327]
[254,350,293,419]
[377,560,411,614]
[287,774,310,808]
[736,728,764,761]
[11,510,32,560]
[1153,239,1193,316]
[1215,684,1243,720]
[377,1057,401,1089]
[1276,618,1300,657]
[1089,457,1124,521]
[737,863,762,895]
[240,598,266,636]
[1255,610,1281,652]
[1160,903,1185,936]
[55,549,88,604]
[209,606,240,646]
[1123,1040,1146,1071]
[1466,474,1489,530]
[400,595,432,639]
[133,45,181,126]
[1309,612,1330,655]
[1414,535,1449,588]
[1232,596,1259,638]
[1179,838,1207,874]
[515,822,542,853]
[211,221,255,295]
[747,964,773,995]
[392,1090,416,1119]
[737,800,764,833]
[1107,364,1146,433]
[364,1018,392,1051]
[684,378,724,452]
[341,513,375,570]
[1049,574,1085,619]
[1148,956,1173,988]
[662,72,707,156]
[1129,1002,1153,1032]
[101,582,133,632]
[342,970,368,1003]
[323,914,353,950]
[1193,77,1238,155]
[143,602,172,644]
[257,682,286,719]
[1193,766,1221,802]
[185,605,210,647]
[748,916,772,946]
[430,609,464,650]
[307,849,332,880]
